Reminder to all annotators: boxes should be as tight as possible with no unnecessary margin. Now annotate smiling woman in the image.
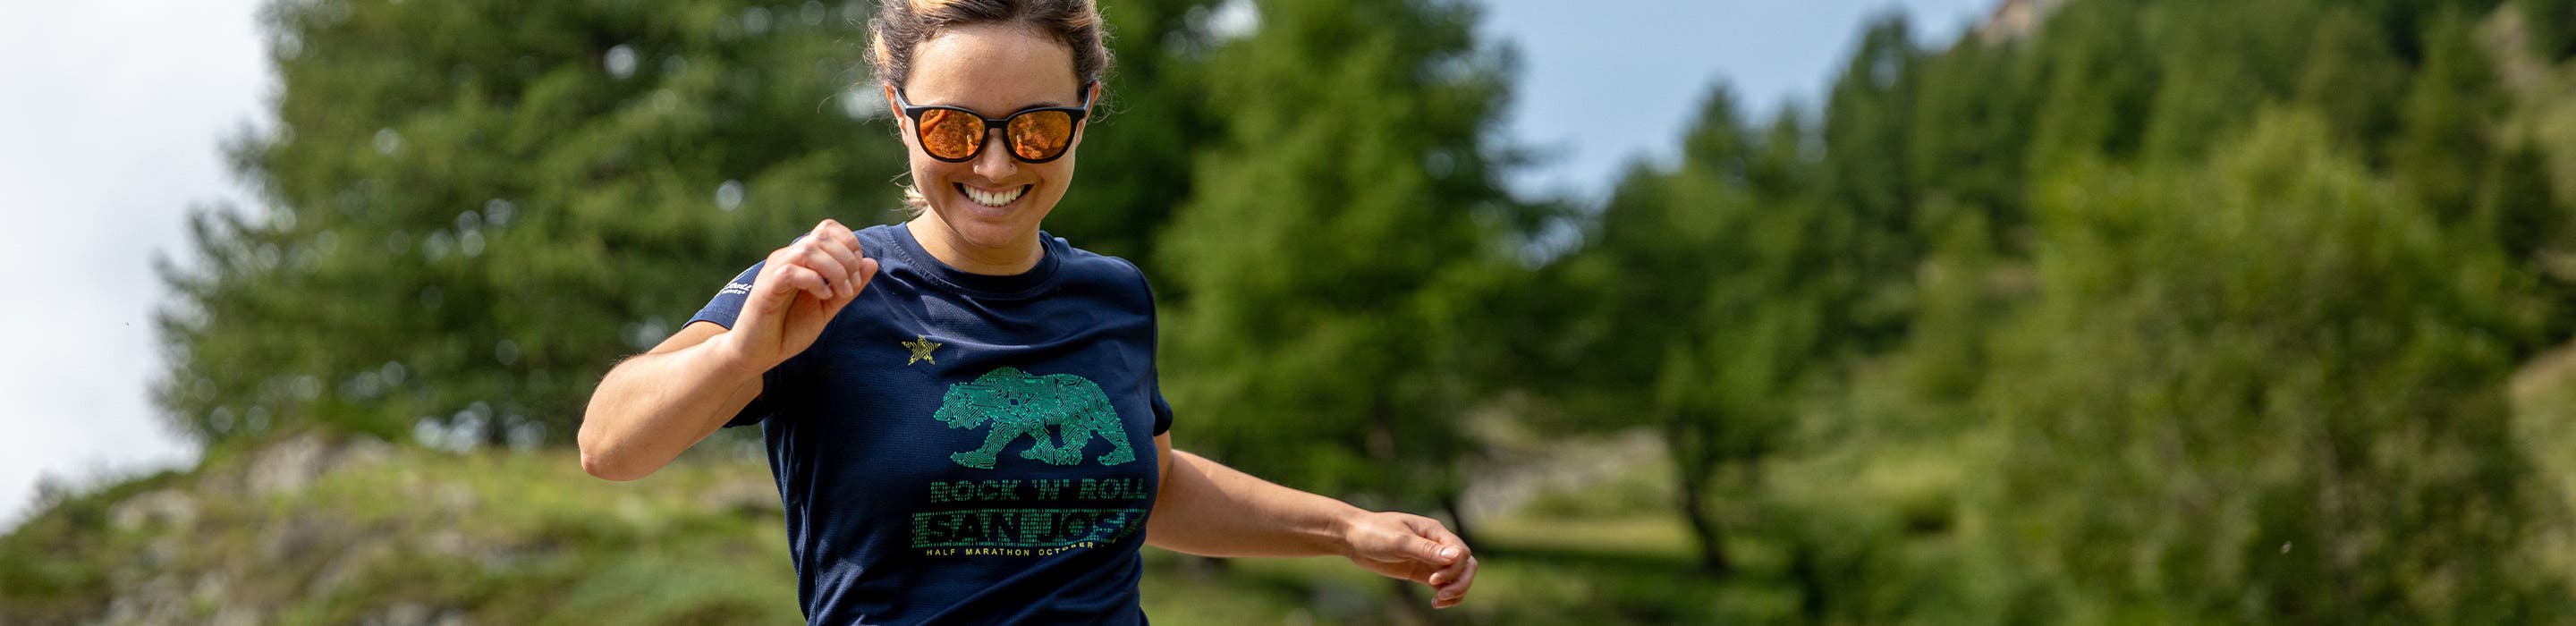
[572,0,1478,623]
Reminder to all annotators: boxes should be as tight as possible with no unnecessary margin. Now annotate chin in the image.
[935,198,1045,249]
[952,220,1033,250]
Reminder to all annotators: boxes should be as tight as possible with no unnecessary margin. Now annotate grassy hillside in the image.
[0,433,800,625]
[2,430,1793,625]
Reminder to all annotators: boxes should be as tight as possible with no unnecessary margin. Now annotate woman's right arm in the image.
[578,219,877,481]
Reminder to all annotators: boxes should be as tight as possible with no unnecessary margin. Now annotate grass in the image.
[5,428,1865,625]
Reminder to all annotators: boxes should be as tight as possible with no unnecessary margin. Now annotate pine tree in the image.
[157,0,913,446]
[2392,9,2506,226]
[2293,6,2411,162]
[2022,4,2161,168]
[2137,2,2321,163]
[1817,15,1922,350]
[1558,89,1868,576]
[1155,0,1520,526]
[1907,37,2037,245]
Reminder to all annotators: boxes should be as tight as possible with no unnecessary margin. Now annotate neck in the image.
[904,215,1044,275]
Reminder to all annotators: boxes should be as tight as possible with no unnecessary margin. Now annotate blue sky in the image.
[0,0,1995,527]
[1482,0,1996,199]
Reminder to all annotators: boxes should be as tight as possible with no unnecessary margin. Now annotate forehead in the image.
[904,23,1084,111]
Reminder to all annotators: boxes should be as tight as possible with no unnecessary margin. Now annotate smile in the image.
[957,183,1029,207]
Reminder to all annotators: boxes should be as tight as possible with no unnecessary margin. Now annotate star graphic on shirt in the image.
[902,335,942,366]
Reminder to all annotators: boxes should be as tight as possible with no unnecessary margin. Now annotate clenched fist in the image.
[712,219,878,374]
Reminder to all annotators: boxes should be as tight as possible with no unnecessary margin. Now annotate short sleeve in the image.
[689,261,766,331]
[688,261,775,428]
[1113,256,1174,436]
[1149,378,1173,436]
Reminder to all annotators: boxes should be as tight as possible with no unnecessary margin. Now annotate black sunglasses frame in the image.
[894,83,1096,164]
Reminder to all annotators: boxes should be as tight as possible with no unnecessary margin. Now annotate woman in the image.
[574,0,1479,622]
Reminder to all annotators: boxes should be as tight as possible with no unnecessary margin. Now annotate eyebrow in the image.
[924,98,1074,114]
[902,89,1088,115]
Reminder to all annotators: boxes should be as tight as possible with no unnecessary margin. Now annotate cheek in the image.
[1030,158,1076,194]
[911,156,968,189]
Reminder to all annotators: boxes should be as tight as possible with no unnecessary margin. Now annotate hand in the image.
[716,219,877,374]
[1341,511,1479,609]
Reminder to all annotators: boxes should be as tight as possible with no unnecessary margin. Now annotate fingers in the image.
[1427,547,1470,585]
[771,264,835,302]
[1415,520,1470,585]
[766,220,872,302]
[782,237,853,300]
[1385,532,1441,566]
[813,218,864,253]
[792,244,855,299]
[1432,555,1478,609]
[805,219,872,299]
[1397,514,1473,608]
[851,257,880,295]
[1411,515,1468,561]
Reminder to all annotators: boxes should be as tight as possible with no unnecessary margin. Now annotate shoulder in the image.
[853,222,904,250]
[1046,234,1159,307]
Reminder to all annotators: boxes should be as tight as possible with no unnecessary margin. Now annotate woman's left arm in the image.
[1143,434,1480,609]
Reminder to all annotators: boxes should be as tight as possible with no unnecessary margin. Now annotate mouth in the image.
[956,183,1030,208]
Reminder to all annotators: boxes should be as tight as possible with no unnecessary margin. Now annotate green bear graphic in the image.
[932,367,1139,470]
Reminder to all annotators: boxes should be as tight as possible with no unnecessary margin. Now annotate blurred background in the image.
[7,0,2576,622]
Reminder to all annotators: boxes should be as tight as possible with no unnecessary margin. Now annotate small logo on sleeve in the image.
[717,282,752,296]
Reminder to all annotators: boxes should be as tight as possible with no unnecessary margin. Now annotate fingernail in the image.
[1439,547,1460,560]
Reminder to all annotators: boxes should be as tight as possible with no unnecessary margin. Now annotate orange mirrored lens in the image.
[917,108,984,160]
[1007,111,1074,161]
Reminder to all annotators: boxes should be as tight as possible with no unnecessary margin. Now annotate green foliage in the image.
[1818,15,1927,348]
[1157,0,1523,510]
[2519,0,2576,60]
[157,0,913,447]
[2393,9,2508,225]
[1907,37,2038,246]
[2023,4,2159,167]
[1987,111,2565,622]
[2136,2,2321,163]
[2293,6,2413,161]
[1557,86,1892,574]
[111,0,2576,621]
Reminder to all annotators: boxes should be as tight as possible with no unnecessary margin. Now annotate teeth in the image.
[961,184,1025,207]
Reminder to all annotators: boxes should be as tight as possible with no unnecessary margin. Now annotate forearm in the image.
[1145,449,1368,558]
[578,333,760,480]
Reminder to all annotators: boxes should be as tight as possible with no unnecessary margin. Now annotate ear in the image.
[883,83,903,124]
[1071,81,1104,147]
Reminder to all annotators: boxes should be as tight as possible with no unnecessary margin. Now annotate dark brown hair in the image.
[869,0,1111,89]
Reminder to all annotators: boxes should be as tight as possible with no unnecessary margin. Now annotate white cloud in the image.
[0,0,272,529]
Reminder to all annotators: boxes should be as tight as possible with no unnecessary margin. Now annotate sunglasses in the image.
[894,83,1095,164]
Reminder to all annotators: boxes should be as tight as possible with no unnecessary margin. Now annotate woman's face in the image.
[887,23,1092,254]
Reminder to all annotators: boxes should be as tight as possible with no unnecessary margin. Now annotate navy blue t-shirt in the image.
[687,223,1171,625]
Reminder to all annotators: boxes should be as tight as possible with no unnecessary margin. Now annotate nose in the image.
[971,127,1018,180]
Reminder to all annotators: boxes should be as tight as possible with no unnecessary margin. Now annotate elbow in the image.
[580,447,648,481]
[580,444,663,481]
[576,425,655,482]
